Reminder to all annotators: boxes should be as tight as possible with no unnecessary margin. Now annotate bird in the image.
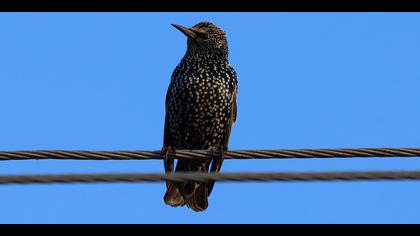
[162,22,238,212]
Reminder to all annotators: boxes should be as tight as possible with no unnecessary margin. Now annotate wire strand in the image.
[1,148,420,161]
[0,171,419,185]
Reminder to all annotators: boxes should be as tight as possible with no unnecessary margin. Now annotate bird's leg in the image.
[162,146,175,173]
[209,146,225,174]
[162,146,176,188]
[207,146,225,196]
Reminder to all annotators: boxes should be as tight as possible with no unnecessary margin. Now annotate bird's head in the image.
[172,22,228,56]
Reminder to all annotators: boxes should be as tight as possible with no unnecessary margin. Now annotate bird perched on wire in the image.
[162,22,238,212]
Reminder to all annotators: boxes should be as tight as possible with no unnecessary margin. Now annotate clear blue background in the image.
[0,13,419,223]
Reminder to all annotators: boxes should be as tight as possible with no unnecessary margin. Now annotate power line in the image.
[1,148,419,185]
[1,148,420,161]
[0,171,419,185]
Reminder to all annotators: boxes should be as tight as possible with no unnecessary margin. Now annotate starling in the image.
[162,22,238,212]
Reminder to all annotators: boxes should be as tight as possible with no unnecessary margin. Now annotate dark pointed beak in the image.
[171,24,196,39]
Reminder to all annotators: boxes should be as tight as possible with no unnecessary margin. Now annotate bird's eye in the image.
[195,31,208,39]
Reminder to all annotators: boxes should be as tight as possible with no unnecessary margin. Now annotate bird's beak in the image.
[171,24,196,39]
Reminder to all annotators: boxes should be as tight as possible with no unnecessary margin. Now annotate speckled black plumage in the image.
[163,22,238,212]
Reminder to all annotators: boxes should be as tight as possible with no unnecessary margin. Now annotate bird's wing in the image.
[222,79,238,149]
[163,81,174,147]
[163,79,186,207]
[164,63,183,147]
[207,82,237,197]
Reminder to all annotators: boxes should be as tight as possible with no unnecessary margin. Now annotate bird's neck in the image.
[184,47,229,62]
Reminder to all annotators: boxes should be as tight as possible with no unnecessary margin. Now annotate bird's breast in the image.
[168,67,235,149]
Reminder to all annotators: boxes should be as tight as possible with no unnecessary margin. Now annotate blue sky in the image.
[0,12,419,223]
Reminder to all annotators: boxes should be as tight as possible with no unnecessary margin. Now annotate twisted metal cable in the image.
[0,171,419,185]
[1,148,420,161]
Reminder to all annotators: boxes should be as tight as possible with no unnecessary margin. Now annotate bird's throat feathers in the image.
[184,46,229,64]
[185,37,228,60]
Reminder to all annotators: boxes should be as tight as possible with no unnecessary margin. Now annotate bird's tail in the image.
[163,181,185,207]
[176,159,211,212]
[185,180,209,212]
